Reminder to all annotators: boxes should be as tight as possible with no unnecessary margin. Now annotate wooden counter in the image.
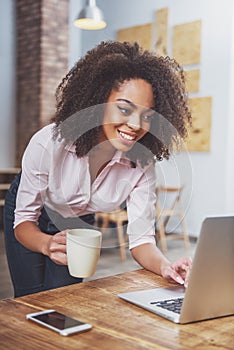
[0,269,233,349]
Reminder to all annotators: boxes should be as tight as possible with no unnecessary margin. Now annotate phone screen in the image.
[33,311,85,330]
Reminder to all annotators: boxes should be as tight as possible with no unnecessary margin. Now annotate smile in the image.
[118,130,136,143]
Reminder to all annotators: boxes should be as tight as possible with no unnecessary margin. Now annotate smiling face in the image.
[101,79,155,153]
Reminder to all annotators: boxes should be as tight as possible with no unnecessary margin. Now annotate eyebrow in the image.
[116,98,154,112]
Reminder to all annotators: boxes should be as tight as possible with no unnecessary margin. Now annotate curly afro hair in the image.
[53,40,191,167]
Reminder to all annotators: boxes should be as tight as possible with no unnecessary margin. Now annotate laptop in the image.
[118,216,234,324]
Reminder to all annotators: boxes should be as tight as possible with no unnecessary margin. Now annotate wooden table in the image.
[0,270,233,349]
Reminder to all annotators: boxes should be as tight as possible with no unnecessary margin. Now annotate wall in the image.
[69,0,82,68]
[74,0,234,235]
[226,8,234,213]
[0,0,69,167]
[0,0,15,168]
[15,0,69,165]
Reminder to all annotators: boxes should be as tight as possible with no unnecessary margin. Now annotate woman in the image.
[4,41,192,297]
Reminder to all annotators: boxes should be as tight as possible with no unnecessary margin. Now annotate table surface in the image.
[0,269,233,350]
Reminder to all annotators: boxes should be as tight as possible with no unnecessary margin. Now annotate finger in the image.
[184,257,192,267]
[173,257,192,272]
[184,256,192,267]
[170,271,184,285]
[163,265,185,285]
[184,268,191,288]
[50,251,67,265]
[56,230,68,237]
[49,243,67,253]
[60,230,69,236]
[180,264,190,272]
[52,235,67,245]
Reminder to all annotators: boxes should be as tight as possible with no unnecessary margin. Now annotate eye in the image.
[117,105,132,116]
[141,114,154,122]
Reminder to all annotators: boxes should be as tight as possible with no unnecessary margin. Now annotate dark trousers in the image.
[3,172,95,297]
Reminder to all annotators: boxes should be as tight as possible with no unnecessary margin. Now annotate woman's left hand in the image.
[161,256,192,288]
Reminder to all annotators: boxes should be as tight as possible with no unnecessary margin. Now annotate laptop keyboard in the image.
[150,297,184,314]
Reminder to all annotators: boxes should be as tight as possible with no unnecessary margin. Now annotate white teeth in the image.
[119,131,135,141]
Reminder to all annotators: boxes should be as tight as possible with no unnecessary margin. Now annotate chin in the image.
[113,140,135,152]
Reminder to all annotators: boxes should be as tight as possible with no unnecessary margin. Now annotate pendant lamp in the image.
[74,0,107,30]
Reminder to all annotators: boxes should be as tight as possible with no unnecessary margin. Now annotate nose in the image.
[127,113,141,130]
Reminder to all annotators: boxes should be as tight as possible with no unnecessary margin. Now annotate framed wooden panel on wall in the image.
[172,20,202,65]
[117,23,152,51]
[187,97,212,152]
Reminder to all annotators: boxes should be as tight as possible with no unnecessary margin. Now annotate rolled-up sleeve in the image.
[14,127,51,228]
[127,164,157,250]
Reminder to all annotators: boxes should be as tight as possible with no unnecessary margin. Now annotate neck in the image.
[88,143,116,184]
[90,129,116,160]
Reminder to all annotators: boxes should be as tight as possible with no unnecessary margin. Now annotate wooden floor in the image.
[0,229,196,300]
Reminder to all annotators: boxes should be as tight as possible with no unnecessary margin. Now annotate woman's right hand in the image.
[46,231,68,265]
[15,222,68,265]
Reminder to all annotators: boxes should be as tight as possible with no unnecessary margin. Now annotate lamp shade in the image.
[74,0,107,30]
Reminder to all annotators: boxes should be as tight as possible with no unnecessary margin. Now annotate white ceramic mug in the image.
[66,229,102,278]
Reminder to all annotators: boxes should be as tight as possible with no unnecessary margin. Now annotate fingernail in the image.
[176,276,184,284]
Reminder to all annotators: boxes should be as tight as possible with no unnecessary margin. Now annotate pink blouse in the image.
[14,123,157,249]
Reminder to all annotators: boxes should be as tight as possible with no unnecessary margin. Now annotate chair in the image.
[0,168,21,206]
[0,168,21,227]
[155,185,190,252]
[95,207,128,262]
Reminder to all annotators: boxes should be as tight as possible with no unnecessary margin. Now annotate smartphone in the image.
[26,309,92,336]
